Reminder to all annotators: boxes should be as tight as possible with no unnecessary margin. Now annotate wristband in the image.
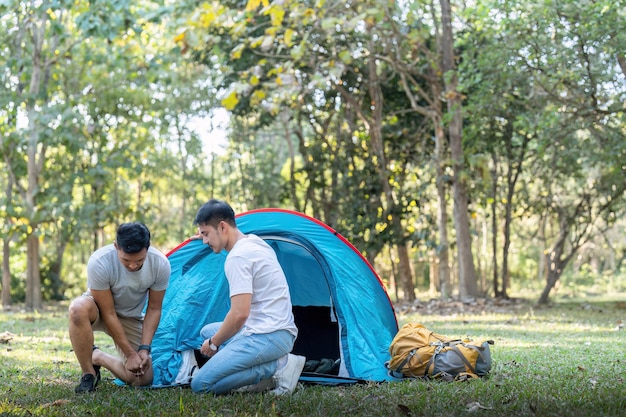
[138,344,151,353]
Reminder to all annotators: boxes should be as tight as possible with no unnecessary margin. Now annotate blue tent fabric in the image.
[150,242,230,386]
[150,209,399,386]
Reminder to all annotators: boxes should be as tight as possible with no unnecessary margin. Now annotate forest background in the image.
[1,0,625,311]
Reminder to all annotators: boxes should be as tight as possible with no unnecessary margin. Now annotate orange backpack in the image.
[387,323,494,380]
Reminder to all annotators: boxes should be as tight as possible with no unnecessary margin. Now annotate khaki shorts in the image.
[84,295,143,361]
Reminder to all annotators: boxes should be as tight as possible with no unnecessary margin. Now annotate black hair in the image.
[193,199,236,227]
[116,222,151,253]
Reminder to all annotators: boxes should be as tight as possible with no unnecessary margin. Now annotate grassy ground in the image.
[0,297,624,417]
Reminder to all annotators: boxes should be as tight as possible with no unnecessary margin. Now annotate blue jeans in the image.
[190,322,295,394]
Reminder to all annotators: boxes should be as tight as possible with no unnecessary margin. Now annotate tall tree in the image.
[439,0,478,299]
[369,0,471,299]
[0,61,19,306]
[5,0,77,309]
[459,2,540,298]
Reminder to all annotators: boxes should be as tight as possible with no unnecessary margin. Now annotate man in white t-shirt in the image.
[68,222,171,394]
[190,199,305,395]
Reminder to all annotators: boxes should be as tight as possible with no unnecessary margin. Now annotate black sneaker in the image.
[75,373,96,394]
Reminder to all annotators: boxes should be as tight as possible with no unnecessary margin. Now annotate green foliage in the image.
[458,0,626,300]
[1,0,626,307]
[169,0,441,265]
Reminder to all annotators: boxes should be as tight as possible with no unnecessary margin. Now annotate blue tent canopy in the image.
[151,209,398,386]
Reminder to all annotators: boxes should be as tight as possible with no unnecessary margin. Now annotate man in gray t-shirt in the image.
[69,222,170,394]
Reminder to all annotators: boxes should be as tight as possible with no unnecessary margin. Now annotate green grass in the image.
[1,298,625,417]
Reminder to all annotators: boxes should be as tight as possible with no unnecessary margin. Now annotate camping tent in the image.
[150,208,399,386]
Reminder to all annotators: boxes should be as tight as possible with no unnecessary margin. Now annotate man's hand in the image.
[125,352,144,376]
[138,350,151,374]
[200,339,218,359]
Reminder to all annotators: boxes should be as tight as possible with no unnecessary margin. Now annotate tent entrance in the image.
[263,235,341,375]
[292,305,340,364]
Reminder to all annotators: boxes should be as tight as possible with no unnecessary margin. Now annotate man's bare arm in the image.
[141,289,165,346]
[199,293,251,357]
[91,289,142,372]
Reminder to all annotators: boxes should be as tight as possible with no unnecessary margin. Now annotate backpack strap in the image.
[424,353,436,376]
[391,349,417,375]
[464,343,487,363]
[424,342,446,376]
[449,344,478,375]
[425,339,462,377]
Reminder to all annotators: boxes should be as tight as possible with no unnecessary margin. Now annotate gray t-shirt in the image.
[85,244,171,319]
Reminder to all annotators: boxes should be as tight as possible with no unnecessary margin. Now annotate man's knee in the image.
[128,374,153,387]
[68,296,95,324]
[190,376,213,393]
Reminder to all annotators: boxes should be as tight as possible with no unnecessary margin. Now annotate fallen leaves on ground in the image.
[0,331,15,344]
[466,401,492,412]
[42,399,70,408]
[394,297,529,317]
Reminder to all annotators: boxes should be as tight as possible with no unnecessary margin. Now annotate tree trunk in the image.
[439,0,478,299]
[25,113,44,309]
[25,234,42,310]
[538,218,576,305]
[539,252,567,305]
[500,122,528,298]
[397,243,415,302]
[490,150,500,296]
[23,9,50,311]
[177,133,189,241]
[282,111,301,213]
[537,216,547,283]
[2,171,13,307]
[388,245,399,301]
[2,238,11,307]
[500,181,513,298]
[366,36,414,300]
[429,254,439,298]
[25,107,43,310]
[434,122,451,300]
[539,269,560,304]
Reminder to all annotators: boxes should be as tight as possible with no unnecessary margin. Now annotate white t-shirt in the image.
[225,234,298,337]
[85,244,171,319]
